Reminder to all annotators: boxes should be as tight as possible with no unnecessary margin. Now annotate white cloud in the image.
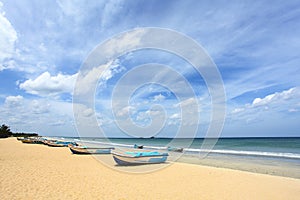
[153,94,166,102]
[231,108,244,114]
[102,28,147,58]
[98,59,126,87]
[117,106,135,117]
[135,111,149,122]
[288,108,298,113]
[74,61,112,97]
[50,120,65,126]
[167,113,182,126]
[32,100,50,114]
[172,97,201,127]
[83,108,94,117]
[19,71,77,96]
[73,103,107,137]
[174,97,198,110]
[100,0,124,29]
[0,2,17,70]
[169,113,180,119]
[56,0,84,16]
[0,96,76,135]
[229,87,300,124]
[251,87,298,107]
[145,109,161,116]
[5,95,23,107]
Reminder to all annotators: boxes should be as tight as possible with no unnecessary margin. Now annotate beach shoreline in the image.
[177,153,300,179]
[1,137,300,199]
[71,136,300,179]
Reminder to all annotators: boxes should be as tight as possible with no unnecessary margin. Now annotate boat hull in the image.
[21,138,44,144]
[45,141,77,147]
[167,147,183,153]
[112,152,168,165]
[47,143,65,147]
[69,146,114,154]
[21,139,35,144]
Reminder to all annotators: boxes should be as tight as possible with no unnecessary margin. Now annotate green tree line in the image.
[0,124,38,138]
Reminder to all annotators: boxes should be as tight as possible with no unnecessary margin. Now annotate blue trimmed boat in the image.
[45,140,77,147]
[69,145,115,154]
[112,150,169,165]
[20,137,44,144]
[167,146,183,153]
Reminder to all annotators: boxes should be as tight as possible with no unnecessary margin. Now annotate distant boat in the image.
[69,145,115,154]
[21,138,36,144]
[46,142,66,147]
[112,150,169,165]
[133,144,144,149]
[20,137,44,144]
[45,140,77,147]
[167,146,183,153]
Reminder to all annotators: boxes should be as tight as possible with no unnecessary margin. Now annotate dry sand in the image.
[1,138,300,200]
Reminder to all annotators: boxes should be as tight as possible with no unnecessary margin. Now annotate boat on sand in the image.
[45,140,77,147]
[69,145,115,154]
[20,137,44,144]
[167,146,183,153]
[112,150,169,165]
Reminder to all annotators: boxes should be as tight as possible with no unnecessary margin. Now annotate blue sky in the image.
[0,0,299,137]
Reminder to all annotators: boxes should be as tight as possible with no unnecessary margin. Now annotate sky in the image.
[0,0,300,138]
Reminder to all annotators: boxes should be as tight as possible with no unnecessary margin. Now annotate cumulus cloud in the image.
[5,95,23,107]
[230,87,300,117]
[251,87,298,107]
[0,96,76,135]
[98,59,126,87]
[74,61,112,97]
[19,71,77,96]
[32,100,50,114]
[0,2,17,70]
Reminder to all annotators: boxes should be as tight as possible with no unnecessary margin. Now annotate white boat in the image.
[69,145,114,154]
[167,146,183,153]
[112,150,169,165]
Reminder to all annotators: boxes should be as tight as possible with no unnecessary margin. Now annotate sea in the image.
[57,137,300,178]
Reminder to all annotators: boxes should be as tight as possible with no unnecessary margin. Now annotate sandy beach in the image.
[1,138,300,199]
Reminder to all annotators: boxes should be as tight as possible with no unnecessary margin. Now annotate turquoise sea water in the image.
[75,137,300,158]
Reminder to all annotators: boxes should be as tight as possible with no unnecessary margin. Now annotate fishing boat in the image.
[46,141,66,147]
[46,140,77,147]
[112,150,169,165]
[21,138,36,144]
[20,137,44,144]
[133,144,144,149]
[69,145,115,154]
[42,139,56,145]
[167,146,184,153]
